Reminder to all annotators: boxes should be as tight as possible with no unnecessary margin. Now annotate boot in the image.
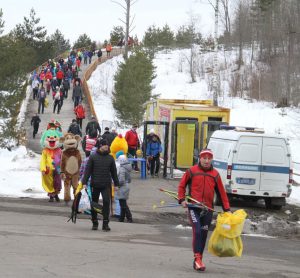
[119,209,125,222]
[193,253,205,271]
[102,220,111,232]
[49,196,54,202]
[54,195,60,202]
[125,207,133,223]
[92,221,98,231]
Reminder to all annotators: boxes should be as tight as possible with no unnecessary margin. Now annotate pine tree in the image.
[110,26,124,46]
[49,29,70,57]
[73,33,92,49]
[113,50,156,125]
[159,24,175,47]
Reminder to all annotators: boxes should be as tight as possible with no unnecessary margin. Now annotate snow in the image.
[1,47,300,206]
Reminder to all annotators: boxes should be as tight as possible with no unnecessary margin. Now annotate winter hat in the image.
[150,128,155,134]
[116,150,124,159]
[105,127,109,131]
[117,154,127,163]
[199,149,213,158]
[98,138,108,147]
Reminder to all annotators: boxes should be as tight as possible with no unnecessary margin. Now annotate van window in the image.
[209,140,233,161]
[237,143,260,163]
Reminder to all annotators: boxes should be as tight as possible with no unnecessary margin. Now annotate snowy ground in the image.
[1,48,300,206]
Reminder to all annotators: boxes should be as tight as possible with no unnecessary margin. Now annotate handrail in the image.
[82,47,124,121]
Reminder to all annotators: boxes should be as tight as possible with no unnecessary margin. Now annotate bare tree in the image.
[111,0,137,59]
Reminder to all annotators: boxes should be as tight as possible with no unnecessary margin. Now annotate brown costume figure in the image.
[60,133,82,203]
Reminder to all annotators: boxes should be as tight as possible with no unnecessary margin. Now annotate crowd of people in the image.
[29,45,232,273]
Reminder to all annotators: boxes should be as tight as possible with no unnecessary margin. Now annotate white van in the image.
[207,127,293,209]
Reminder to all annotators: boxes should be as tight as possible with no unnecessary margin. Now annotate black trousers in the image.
[77,118,83,129]
[91,187,111,223]
[119,199,132,221]
[150,155,160,175]
[38,99,45,114]
[53,100,60,113]
[33,125,39,137]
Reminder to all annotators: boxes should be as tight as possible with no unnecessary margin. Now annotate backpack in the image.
[54,91,60,100]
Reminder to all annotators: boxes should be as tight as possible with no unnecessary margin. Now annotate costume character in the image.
[60,133,82,203]
[110,134,128,159]
[40,129,63,202]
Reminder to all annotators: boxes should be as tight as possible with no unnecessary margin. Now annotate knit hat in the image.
[116,150,124,159]
[150,128,155,134]
[105,127,109,131]
[98,138,108,147]
[199,149,213,158]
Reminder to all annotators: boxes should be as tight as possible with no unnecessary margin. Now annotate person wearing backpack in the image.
[53,87,61,114]
[177,149,231,272]
[115,154,133,223]
[68,119,82,137]
[82,130,98,157]
[74,102,85,129]
[62,77,70,98]
[85,116,101,137]
[72,80,83,108]
[37,87,46,114]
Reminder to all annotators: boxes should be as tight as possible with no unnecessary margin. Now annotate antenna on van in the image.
[220,125,265,133]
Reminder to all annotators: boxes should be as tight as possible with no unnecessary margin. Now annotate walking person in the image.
[85,116,101,137]
[82,139,120,232]
[62,77,70,99]
[74,102,85,129]
[53,88,61,114]
[68,119,82,137]
[31,113,41,138]
[82,130,98,157]
[177,149,231,272]
[115,154,133,223]
[125,124,140,171]
[97,49,102,62]
[32,78,39,100]
[106,43,112,58]
[146,134,162,177]
[37,86,46,114]
[101,127,115,146]
[72,80,83,108]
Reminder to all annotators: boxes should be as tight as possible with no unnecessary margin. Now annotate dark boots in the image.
[92,221,98,231]
[102,220,111,232]
[54,195,60,202]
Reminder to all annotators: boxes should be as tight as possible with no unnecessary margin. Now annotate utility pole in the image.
[213,0,219,106]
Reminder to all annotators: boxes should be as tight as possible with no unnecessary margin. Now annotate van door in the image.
[260,137,290,192]
[231,136,262,191]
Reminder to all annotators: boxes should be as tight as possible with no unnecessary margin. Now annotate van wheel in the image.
[264,198,282,210]
[213,194,221,206]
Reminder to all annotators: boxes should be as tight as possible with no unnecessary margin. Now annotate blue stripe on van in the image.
[213,160,290,174]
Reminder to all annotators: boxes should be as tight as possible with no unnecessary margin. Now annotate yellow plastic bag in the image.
[44,98,49,108]
[216,209,247,238]
[208,229,243,257]
[208,209,247,257]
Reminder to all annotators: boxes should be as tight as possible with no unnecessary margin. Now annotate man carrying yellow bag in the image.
[178,149,231,272]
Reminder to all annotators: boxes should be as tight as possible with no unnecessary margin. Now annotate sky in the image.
[0,0,215,44]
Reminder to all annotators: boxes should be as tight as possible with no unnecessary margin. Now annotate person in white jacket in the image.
[115,155,133,222]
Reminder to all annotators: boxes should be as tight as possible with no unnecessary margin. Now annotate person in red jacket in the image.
[125,124,140,171]
[45,69,53,81]
[74,102,85,129]
[56,68,64,86]
[178,149,230,272]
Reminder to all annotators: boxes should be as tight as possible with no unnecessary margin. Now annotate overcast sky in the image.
[1,0,216,44]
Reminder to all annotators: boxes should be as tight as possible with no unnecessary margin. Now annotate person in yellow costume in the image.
[110,134,128,159]
[40,128,63,202]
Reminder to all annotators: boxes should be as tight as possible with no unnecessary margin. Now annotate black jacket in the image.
[68,123,82,137]
[31,116,41,127]
[82,150,119,188]
[86,120,101,136]
[101,131,116,146]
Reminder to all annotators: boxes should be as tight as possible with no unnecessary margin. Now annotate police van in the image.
[207,126,293,209]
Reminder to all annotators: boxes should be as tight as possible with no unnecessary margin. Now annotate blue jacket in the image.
[146,141,162,157]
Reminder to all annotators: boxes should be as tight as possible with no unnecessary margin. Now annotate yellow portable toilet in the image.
[144,99,230,170]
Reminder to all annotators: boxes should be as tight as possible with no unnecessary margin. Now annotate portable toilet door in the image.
[171,119,199,169]
[260,137,290,193]
[231,135,262,192]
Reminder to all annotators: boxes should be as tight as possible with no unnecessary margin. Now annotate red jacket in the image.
[74,105,85,119]
[45,71,53,80]
[56,70,64,80]
[178,164,230,211]
[125,129,139,149]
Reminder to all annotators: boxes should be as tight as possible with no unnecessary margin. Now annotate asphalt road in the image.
[0,175,300,278]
